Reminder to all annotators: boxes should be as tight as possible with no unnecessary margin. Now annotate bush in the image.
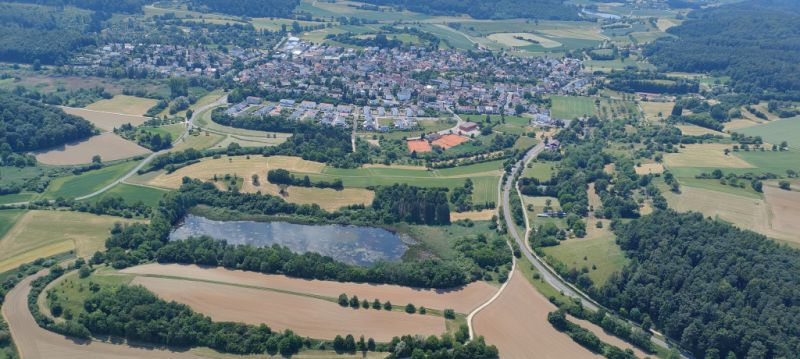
[405,303,416,314]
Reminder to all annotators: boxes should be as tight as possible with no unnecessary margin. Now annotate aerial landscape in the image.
[0,0,798,358]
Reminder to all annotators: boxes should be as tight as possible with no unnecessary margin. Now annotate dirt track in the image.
[1,270,203,359]
[473,269,600,359]
[132,276,445,341]
[122,263,497,313]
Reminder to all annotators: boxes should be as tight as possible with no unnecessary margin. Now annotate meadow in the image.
[663,143,754,168]
[90,183,168,208]
[542,224,627,286]
[0,210,140,273]
[61,107,149,132]
[43,160,139,199]
[736,116,800,151]
[34,133,150,166]
[84,95,158,116]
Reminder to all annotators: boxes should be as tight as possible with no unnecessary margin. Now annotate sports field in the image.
[431,134,469,149]
[0,210,140,273]
[61,107,150,132]
[43,160,138,199]
[85,95,158,116]
[34,133,150,165]
[550,96,598,119]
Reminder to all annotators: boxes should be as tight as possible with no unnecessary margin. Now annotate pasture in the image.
[43,160,138,199]
[0,209,25,239]
[34,133,150,165]
[0,210,140,273]
[523,161,557,181]
[90,183,168,208]
[640,101,674,122]
[550,96,597,119]
[634,162,664,175]
[84,95,158,116]
[663,143,754,168]
[736,116,800,151]
[61,107,149,132]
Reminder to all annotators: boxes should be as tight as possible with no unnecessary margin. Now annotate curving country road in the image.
[1,269,203,359]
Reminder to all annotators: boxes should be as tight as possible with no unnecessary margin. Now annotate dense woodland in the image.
[187,0,299,17]
[0,3,96,64]
[6,0,146,14]
[0,93,96,152]
[360,0,580,20]
[644,0,800,100]
[101,180,507,288]
[600,211,800,358]
[372,184,451,225]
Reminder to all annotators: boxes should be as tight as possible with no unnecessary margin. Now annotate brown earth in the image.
[34,133,151,165]
[62,107,150,132]
[431,134,469,149]
[407,139,432,153]
[122,263,497,314]
[131,276,445,341]
[473,269,600,359]
[763,185,800,240]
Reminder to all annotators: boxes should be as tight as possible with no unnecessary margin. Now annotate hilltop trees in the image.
[0,93,96,152]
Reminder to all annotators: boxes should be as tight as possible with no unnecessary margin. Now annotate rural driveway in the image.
[2,269,203,359]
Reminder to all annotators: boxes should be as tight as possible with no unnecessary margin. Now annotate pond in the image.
[170,215,411,266]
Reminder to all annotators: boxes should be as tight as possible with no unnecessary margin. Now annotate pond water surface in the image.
[170,214,411,266]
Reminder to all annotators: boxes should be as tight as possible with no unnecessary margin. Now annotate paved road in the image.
[2,269,202,359]
[501,142,686,357]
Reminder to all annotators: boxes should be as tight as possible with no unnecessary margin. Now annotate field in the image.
[43,160,139,199]
[676,124,727,137]
[737,116,800,151]
[473,269,597,358]
[34,133,150,165]
[550,96,598,119]
[663,185,796,244]
[133,275,445,341]
[663,143,754,168]
[639,101,674,122]
[84,95,158,116]
[763,185,800,240]
[542,222,627,286]
[0,210,25,240]
[450,209,496,221]
[90,183,168,208]
[143,123,186,140]
[0,210,140,273]
[123,264,497,314]
[523,161,557,181]
[210,133,290,150]
[244,182,374,211]
[171,131,225,151]
[61,107,150,132]
[486,32,562,48]
[147,155,325,188]
[634,162,664,175]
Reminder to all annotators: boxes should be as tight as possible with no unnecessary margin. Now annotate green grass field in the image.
[46,268,133,320]
[90,183,168,208]
[736,116,800,151]
[542,231,628,286]
[143,123,186,141]
[43,161,139,199]
[550,96,598,119]
[523,161,558,181]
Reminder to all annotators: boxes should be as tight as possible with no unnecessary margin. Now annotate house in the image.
[300,101,317,109]
[459,122,478,132]
[245,96,261,105]
[279,99,296,107]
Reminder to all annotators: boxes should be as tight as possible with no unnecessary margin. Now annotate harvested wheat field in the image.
[62,107,149,132]
[450,209,496,221]
[432,134,469,149]
[634,162,664,175]
[34,133,150,165]
[122,263,497,314]
[763,185,800,242]
[131,275,445,341]
[147,155,325,189]
[407,139,432,153]
[724,118,761,131]
[473,270,599,359]
[85,95,158,116]
[664,143,754,168]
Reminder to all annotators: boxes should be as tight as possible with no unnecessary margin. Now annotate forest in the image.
[187,0,299,17]
[644,0,800,100]
[0,3,96,64]
[372,184,451,225]
[599,211,800,358]
[0,92,96,152]
[360,0,580,20]
[5,0,147,14]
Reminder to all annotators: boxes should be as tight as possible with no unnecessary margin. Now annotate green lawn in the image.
[523,161,558,181]
[550,96,598,119]
[737,116,800,151]
[513,136,538,151]
[43,161,139,199]
[542,233,628,286]
[89,183,168,208]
